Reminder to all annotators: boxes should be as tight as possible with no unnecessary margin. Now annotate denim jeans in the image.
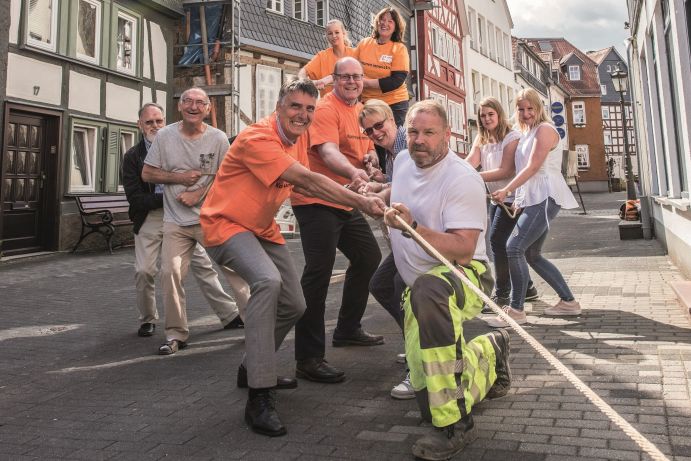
[506,197,575,310]
[369,252,406,330]
[488,203,534,300]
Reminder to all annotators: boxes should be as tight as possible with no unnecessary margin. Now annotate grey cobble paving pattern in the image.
[1,192,690,460]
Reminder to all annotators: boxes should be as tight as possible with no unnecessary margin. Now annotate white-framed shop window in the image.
[27,0,59,52]
[575,144,590,169]
[256,64,282,120]
[70,124,99,192]
[572,101,586,125]
[76,0,102,64]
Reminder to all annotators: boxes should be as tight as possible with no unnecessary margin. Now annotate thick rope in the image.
[391,213,669,461]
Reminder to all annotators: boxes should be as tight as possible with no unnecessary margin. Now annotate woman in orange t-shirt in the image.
[355,7,410,126]
[298,19,354,97]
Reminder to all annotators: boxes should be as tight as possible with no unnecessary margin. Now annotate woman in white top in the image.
[487,88,581,327]
[466,97,538,312]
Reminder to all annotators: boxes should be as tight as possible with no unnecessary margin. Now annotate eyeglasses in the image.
[143,119,164,126]
[333,73,364,82]
[181,98,210,107]
[363,120,387,136]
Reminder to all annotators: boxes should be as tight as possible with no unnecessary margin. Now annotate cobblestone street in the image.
[1,192,690,460]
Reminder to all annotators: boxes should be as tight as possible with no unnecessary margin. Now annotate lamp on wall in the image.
[610,64,637,201]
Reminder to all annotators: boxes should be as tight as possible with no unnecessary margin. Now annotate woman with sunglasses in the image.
[355,7,410,126]
[487,88,580,327]
[298,19,354,97]
[466,97,538,315]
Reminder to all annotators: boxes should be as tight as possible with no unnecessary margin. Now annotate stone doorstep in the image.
[670,281,691,321]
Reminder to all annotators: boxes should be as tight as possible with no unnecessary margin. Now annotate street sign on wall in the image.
[556,127,566,139]
[553,114,565,126]
[551,101,564,113]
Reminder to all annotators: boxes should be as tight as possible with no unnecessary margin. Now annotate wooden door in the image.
[1,113,48,254]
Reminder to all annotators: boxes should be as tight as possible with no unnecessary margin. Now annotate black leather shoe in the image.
[332,328,384,347]
[224,315,244,329]
[237,364,298,390]
[137,322,155,337]
[245,391,286,437]
[296,358,345,383]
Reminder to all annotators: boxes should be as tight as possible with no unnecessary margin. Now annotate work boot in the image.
[245,390,286,437]
[411,414,477,460]
[486,329,512,399]
[481,295,509,314]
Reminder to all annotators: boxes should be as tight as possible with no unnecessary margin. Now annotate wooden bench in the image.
[72,194,132,254]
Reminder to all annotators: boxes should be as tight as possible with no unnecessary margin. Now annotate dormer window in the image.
[569,65,581,81]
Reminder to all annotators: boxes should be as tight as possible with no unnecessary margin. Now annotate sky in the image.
[507,0,630,58]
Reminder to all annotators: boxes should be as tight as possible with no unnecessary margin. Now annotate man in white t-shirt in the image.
[382,100,511,461]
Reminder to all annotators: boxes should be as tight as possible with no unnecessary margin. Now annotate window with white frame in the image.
[315,0,328,26]
[487,22,496,60]
[293,0,306,21]
[468,8,477,50]
[256,65,282,120]
[70,124,99,192]
[478,15,486,55]
[27,0,59,51]
[116,11,137,74]
[496,28,503,65]
[602,106,610,119]
[503,33,510,69]
[568,65,581,81]
[572,101,586,125]
[449,38,460,69]
[448,100,464,134]
[76,0,102,64]
[604,133,612,145]
[601,84,607,95]
[117,130,136,191]
[429,91,447,106]
[575,144,590,168]
[266,0,283,13]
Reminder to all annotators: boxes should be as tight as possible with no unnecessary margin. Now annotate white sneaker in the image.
[544,299,582,316]
[391,373,415,400]
[396,353,406,364]
[485,306,528,328]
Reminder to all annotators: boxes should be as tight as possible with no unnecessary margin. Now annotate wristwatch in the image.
[401,220,417,239]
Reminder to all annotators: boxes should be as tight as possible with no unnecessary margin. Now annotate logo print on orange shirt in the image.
[380,54,393,64]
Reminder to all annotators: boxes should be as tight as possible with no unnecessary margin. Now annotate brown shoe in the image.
[158,339,187,355]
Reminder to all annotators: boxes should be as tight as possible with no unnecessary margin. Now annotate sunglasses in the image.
[363,120,387,136]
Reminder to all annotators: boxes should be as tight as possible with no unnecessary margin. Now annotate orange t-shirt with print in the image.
[200,114,309,246]
[290,92,373,211]
[303,47,355,97]
[355,37,410,105]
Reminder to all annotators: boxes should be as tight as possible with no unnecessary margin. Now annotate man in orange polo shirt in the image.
[200,79,385,438]
[291,57,386,385]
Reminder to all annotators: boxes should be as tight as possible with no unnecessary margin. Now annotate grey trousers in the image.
[206,231,306,389]
[135,210,249,325]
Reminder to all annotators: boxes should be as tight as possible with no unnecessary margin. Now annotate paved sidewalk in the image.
[1,192,690,460]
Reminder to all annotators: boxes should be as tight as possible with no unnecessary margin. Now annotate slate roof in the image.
[237,0,388,60]
[520,37,601,97]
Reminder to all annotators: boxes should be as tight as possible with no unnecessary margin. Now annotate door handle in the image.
[39,171,46,189]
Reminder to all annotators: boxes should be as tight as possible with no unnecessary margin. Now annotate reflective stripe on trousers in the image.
[403,260,496,428]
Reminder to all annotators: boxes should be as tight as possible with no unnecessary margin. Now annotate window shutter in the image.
[104,128,120,192]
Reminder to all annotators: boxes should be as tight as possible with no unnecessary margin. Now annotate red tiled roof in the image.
[518,37,601,97]
[586,47,613,65]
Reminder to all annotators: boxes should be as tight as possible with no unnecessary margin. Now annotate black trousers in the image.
[293,204,382,361]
